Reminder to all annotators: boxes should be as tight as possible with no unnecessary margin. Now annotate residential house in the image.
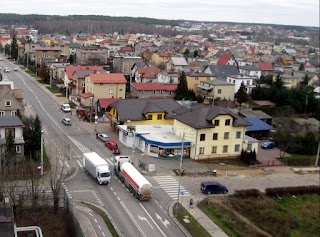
[226,75,255,93]
[151,52,172,66]
[76,49,108,65]
[257,62,274,75]
[69,42,81,59]
[96,98,121,117]
[134,65,162,83]
[0,116,25,161]
[217,53,238,66]
[113,56,143,75]
[83,73,126,107]
[203,65,239,80]
[157,72,179,84]
[130,83,177,98]
[106,43,121,57]
[166,57,189,72]
[280,56,295,66]
[239,65,261,79]
[0,85,24,117]
[290,118,320,134]
[107,98,183,131]
[280,74,302,88]
[238,108,273,125]
[243,117,273,139]
[49,62,70,84]
[173,104,252,160]
[34,46,62,65]
[196,79,235,101]
[185,71,213,91]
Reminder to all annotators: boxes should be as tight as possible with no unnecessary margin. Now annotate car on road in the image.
[261,141,275,149]
[13,67,18,71]
[96,133,110,142]
[0,58,3,61]
[4,68,10,73]
[62,118,71,125]
[61,103,71,113]
[201,181,228,195]
[105,140,119,151]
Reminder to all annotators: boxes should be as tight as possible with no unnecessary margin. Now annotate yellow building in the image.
[151,52,171,66]
[185,71,213,91]
[173,104,251,160]
[34,46,62,65]
[83,73,126,107]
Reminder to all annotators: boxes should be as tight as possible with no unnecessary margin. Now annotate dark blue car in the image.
[261,141,275,149]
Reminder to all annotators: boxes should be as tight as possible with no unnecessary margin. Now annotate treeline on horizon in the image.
[0,13,317,36]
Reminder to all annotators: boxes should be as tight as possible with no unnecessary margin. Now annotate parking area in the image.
[257,140,289,165]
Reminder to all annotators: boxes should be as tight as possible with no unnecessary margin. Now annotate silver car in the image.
[62,118,71,125]
[96,133,110,142]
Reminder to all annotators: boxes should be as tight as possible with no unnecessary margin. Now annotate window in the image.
[217,89,222,94]
[223,145,228,153]
[247,144,252,151]
[200,134,206,141]
[195,77,199,80]
[211,146,217,153]
[236,131,241,139]
[224,132,229,140]
[157,114,162,120]
[199,147,205,154]
[212,133,218,140]
[153,90,156,94]
[234,144,240,152]
[109,89,113,94]
[81,83,85,87]
[16,145,21,153]
[214,120,219,126]
[5,100,11,107]
[119,88,123,91]
[147,115,152,120]
[11,111,17,116]
[225,119,231,126]
[0,111,5,116]
[159,90,163,94]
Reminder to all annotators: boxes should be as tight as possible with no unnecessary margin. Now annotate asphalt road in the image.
[4,59,186,237]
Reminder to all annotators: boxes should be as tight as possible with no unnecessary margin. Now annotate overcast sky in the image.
[1,0,319,27]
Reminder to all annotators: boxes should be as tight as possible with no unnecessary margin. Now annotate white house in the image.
[226,75,255,94]
[239,65,261,79]
[157,72,179,84]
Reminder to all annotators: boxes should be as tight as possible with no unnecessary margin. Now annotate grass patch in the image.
[278,153,316,166]
[45,86,61,94]
[173,202,211,237]
[83,202,119,237]
[24,68,36,76]
[202,194,320,237]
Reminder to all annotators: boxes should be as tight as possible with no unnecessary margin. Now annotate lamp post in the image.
[176,131,185,216]
[40,130,44,175]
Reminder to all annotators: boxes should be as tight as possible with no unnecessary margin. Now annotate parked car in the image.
[13,67,18,71]
[200,181,228,195]
[105,140,119,151]
[112,147,121,155]
[62,118,71,125]
[4,68,10,73]
[261,141,275,149]
[96,133,110,142]
[61,103,71,112]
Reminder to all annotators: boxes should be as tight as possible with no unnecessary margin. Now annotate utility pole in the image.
[175,132,185,216]
[90,94,94,123]
[40,130,44,175]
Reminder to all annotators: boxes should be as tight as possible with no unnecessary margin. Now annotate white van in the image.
[61,104,71,112]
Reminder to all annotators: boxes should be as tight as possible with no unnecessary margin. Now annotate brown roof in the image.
[90,73,127,84]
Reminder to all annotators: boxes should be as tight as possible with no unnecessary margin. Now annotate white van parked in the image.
[61,103,71,112]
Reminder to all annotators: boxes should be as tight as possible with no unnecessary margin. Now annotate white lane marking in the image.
[94,219,97,223]
[120,201,147,237]
[102,232,105,237]
[64,161,70,168]
[138,215,153,229]
[156,213,170,228]
[76,160,83,168]
[98,225,101,230]
[139,203,167,237]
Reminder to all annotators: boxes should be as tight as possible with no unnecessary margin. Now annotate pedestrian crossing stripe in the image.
[153,176,190,200]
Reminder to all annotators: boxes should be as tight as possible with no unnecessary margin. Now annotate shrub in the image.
[234,189,262,198]
[265,185,320,196]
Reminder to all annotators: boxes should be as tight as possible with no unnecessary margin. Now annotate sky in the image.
[1,0,319,27]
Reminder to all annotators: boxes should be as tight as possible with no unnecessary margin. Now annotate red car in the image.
[105,140,121,154]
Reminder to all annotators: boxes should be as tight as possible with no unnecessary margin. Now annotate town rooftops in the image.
[131,83,177,91]
[170,57,188,66]
[65,66,104,80]
[89,73,127,84]
[258,62,274,71]
[244,117,273,132]
[205,65,239,79]
[217,53,233,65]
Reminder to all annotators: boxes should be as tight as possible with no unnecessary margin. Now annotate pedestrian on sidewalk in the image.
[189,198,194,209]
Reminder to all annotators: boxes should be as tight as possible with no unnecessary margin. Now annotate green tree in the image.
[174,71,189,100]
[193,50,199,57]
[298,63,305,71]
[274,74,283,89]
[10,35,18,60]
[303,74,309,85]
[235,83,248,106]
[183,48,190,57]
[5,130,16,170]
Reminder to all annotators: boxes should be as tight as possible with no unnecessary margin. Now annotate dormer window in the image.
[5,100,11,107]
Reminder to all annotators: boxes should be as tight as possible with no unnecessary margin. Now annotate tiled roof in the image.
[206,65,239,79]
[240,65,261,71]
[0,116,24,127]
[170,57,188,66]
[173,104,251,129]
[73,70,104,78]
[65,66,104,80]
[244,117,273,132]
[217,53,233,65]
[185,71,212,77]
[141,66,162,78]
[131,83,177,91]
[90,73,127,84]
[258,62,274,71]
[98,98,121,108]
[80,93,93,98]
[110,98,182,122]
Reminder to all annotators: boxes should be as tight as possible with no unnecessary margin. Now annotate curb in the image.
[72,204,98,237]
[81,201,123,237]
[168,201,192,237]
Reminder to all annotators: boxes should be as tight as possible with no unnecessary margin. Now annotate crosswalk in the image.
[153,176,190,200]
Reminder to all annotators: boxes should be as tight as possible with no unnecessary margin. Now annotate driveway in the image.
[257,140,290,166]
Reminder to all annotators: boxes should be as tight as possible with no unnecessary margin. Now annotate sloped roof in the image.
[110,98,182,122]
[206,65,239,79]
[185,71,212,77]
[240,65,261,71]
[170,57,188,66]
[258,62,274,71]
[131,83,177,91]
[142,101,165,114]
[90,73,127,84]
[173,104,251,129]
[141,66,162,78]
[65,66,104,80]
[244,117,273,132]
[0,116,24,127]
[98,98,121,108]
[73,70,104,78]
[217,53,233,65]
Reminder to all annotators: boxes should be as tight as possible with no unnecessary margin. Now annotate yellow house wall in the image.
[174,116,246,160]
[212,85,235,101]
[186,76,212,91]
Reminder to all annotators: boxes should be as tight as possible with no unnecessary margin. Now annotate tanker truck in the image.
[113,156,153,200]
[83,152,111,185]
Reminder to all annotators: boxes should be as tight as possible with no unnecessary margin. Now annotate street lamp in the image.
[176,131,185,216]
[40,130,44,175]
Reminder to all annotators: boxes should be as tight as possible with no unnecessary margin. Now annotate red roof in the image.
[100,39,113,44]
[217,53,233,65]
[81,93,93,98]
[65,66,104,80]
[258,62,274,71]
[141,66,162,78]
[131,83,177,91]
[98,98,121,108]
[90,73,127,84]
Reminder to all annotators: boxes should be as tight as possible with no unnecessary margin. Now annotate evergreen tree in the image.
[193,50,199,57]
[303,74,309,85]
[10,35,18,60]
[274,74,283,89]
[235,82,248,106]
[174,71,189,100]
[183,48,190,57]
[298,63,305,71]
[5,130,16,169]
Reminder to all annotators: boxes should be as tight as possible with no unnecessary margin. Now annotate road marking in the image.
[120,201,147,237]
[102,232,105,236]
[76,160,83,168]
[156,213,170,228]
[139,203,167,237]
[138,215,153,229]
[153,176,190,200]
[94,219,97,223]
[98,225,101,229]
[64,161,70,168]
